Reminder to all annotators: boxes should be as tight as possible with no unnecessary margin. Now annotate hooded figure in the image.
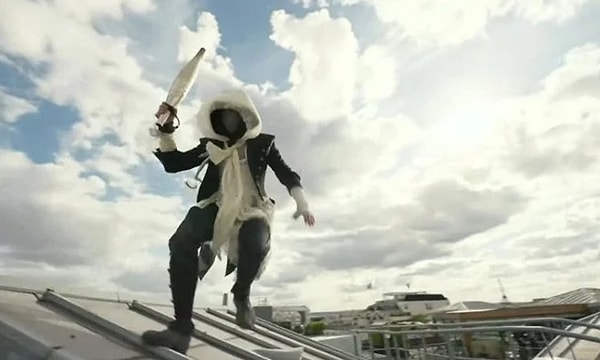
[141,89,314,355]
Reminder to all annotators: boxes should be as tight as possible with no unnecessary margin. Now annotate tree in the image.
[304,321,325,336]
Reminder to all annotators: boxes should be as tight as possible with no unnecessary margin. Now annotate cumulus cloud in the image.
[327,0,593,47]
[177,10,239,85]
[270,9,359,122]
[51,0,155,22]
[269,9,398,122]
[287,179,525,272]
[400,180,528,243]
[0,149,186,266]
[543,43,600,99]
[498,44,600,178]
[356,44,396,100]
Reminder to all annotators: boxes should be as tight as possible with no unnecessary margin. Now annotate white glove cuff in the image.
[158,133,177,152]
[290,187,309,213]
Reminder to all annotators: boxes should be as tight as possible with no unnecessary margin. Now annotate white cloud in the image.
[291,0,330,9]
[372,0,508,47]
[356,45,396,100]
[0,149,186,266]
[328,0,593,47]
[177,11,243,98]
[269,9,399,122]
[270,9,359,122]
[510,0,592,23]
[542,42,600,98]
[287,40,600,306]
[52,0,155,22]
[178,12,221,63]
[0,91,37,123]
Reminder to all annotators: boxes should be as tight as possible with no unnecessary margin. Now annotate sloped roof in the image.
[535,288,600,306]
[0,284,359,360]
[431,301,498,313]
[534,311,600,360]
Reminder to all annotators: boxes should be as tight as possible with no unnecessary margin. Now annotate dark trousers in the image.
[167,205,270,335]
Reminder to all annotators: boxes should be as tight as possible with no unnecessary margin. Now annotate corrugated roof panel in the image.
[0,283,359,360]
[212,309,358,360]
[129,301,271,360]
[195,309,324,360]
[65,298,205,351]
[541,288,600,305]
[242,310,360,360]
[535,311,600,359]
[145,303,275,357]
[0,289,148,359]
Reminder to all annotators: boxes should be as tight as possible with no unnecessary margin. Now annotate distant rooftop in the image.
[433,301,499,313]
[534,288,600,306]
[382,291,448,302]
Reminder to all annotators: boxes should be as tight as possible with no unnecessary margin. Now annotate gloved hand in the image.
[155,102,180,134]
[291,187,315,227]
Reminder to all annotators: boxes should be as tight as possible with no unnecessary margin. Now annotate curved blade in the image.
[165,47,206,108]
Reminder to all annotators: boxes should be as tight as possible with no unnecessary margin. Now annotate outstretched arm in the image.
[267,142,315,226]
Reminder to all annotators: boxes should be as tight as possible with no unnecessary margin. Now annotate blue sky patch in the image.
[4,100,79,164]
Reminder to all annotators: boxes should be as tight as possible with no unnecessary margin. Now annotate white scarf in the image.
[197,139,275,270]
[204,141,245,258]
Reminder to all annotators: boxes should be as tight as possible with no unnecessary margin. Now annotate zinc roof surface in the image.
[0,284,359,360]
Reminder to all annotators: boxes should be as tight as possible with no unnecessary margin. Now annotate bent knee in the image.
[168,230,196,255]
[238,219,270,253]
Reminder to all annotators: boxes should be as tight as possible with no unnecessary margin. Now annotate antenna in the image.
[497,279,509,304]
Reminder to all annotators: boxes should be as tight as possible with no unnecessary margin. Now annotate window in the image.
[425,303,433,310]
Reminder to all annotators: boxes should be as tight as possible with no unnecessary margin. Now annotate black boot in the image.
[142,245,198,353]
[141,327,191,354]
[231,219,270,329]
[141,265,196,354]
[233,296,256,329]
[142,206,217,354]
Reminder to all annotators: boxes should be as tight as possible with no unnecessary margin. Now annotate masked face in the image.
[221,109,243,134]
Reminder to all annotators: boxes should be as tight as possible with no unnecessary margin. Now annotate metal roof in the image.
[432,301,499,313]
[0,285,360,360]
[534,311,600,360]
[536,288,600,306]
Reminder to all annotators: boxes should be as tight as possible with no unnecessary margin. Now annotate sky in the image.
[0,0,599,312]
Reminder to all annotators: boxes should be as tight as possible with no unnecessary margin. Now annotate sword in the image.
[151,47,206,133]
[150,47,209,189]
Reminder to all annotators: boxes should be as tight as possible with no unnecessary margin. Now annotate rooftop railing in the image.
[352,313,600,360]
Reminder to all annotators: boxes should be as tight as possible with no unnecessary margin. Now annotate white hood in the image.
[197,89,262,143]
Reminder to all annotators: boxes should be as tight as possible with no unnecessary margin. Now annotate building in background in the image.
[310,309,375,329]
[430,287,600,323]
[377,291,450,315]
[426,287,600,359]
[308,291,450,329]
[254,305,311,329]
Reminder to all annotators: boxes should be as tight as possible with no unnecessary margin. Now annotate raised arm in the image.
[151,102,208,173]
